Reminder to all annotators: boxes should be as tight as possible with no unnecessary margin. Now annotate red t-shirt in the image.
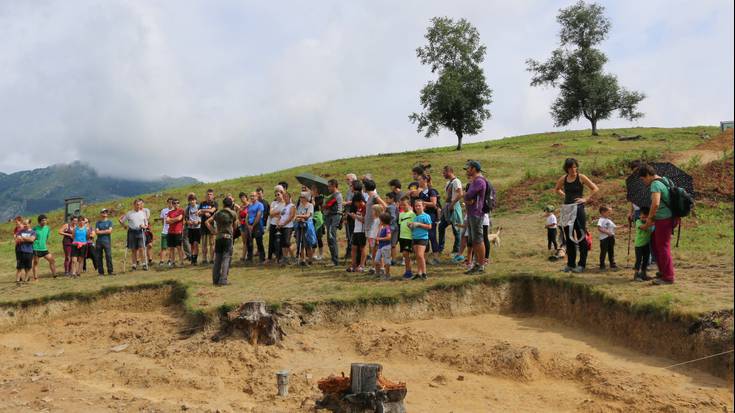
[238,209,248,226]
[167,208,184,234]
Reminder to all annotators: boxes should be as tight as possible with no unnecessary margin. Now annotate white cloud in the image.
[0,0,732,181]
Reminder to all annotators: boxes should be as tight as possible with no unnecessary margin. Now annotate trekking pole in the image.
[122,242,128,274]
[627,220,632,264]
[141,228,149,271]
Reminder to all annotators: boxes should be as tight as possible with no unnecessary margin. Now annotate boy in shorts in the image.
[398,196,416,279]
[32,214,56,279]
[374,213,393,280]
[185,194,201,264]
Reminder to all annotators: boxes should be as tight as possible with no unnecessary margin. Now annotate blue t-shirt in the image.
[247,202,264,226]
[73,227,88,244]
[18,229,36,254]
[378,226,391,248]
[411,213,432,240]
[95,220,113,243]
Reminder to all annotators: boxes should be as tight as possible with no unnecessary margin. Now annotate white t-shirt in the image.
[444,177,462,203]
[546,214,557,228]
[597,217,617,240]
[269,201,285,226]
[279,203,295,228]
[353,211,365,233]
[160,208,170,234]
[123,209,149,230]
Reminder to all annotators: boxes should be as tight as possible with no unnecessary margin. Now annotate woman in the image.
[417,174,441,264]
[58,216,77,276]
[638,164,676,285]
[554,158,599,273]
[70,217,90,277]
[267,186,286,263]
[294,192,315,266]
[237,192,250,262]
[277,192,296,265]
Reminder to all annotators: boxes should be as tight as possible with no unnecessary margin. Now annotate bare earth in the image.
[0,298,732,413]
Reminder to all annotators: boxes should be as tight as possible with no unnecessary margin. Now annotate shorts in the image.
[17,252,33,270]
[467,215,484,246]
[200,224,214,237]
[278,227,293,247]
[187,228,201,243]
[375,245,392,265]
[390,226,399,245]
[167,233,183,248]
[71,243,87,257]
[34,250,49,258]
[160,234,168,249]
[399,238,413,253]
[412,239,429,247]
[127,229,145,250]
[351,232,367,247]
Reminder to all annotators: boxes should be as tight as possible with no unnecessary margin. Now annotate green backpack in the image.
[313,210,324,230]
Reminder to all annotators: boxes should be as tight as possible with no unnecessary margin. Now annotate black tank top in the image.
[564,174,584,204]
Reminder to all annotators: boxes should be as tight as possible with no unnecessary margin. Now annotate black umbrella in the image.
[296,173,330,195]
[626,162,694,208]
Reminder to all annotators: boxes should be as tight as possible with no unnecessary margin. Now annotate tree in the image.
[410,17,492,151]
[526,1,645,136]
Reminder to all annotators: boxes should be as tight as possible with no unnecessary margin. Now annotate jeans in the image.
[634,244,650,272]
[212,237,233,285]
[268,225,280,260]
[96,240,113,274]
[599,236,616,267]
[325,214,341,265]
[438,215,460,254]
[547,228,558,250]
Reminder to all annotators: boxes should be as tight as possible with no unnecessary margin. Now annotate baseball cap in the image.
[463,160,482,171]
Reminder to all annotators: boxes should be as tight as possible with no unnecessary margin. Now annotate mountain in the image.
[0,161,199,221]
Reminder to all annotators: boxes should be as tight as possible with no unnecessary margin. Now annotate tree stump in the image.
[316,363,407,413]
[213,301,286,344]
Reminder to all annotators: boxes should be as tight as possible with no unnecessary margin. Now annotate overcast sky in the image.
[0,0,732,181]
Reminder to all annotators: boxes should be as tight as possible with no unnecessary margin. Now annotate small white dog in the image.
[488,226,502,247]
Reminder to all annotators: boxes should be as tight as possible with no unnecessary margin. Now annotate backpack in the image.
[656,178,693,218]
[481,177,497,214]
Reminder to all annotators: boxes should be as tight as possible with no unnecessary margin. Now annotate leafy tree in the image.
[410,17,492,150]
[526,1,645,136]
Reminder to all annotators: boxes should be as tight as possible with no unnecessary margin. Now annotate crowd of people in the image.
[13,158,677,286]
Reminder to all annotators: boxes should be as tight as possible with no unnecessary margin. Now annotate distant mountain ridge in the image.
[0,161,199,221]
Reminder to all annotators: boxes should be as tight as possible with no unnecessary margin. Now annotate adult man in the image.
[246,192,265,263]
[463,160,487,274]
[158,198,172,266]
[198,189,218,264]
[185,194,201,264]
[119,199,150,271]
[15,220,36,283]
[207,197,238,286]
[32,214,56,278]
[343,173,357,259]
[166,199,186,267]
[439,166,463,256]
[256,186,270,232]
[324,179,343,266]
[94,209,114,275]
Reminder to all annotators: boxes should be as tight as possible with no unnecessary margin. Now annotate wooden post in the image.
[350,363,380,394]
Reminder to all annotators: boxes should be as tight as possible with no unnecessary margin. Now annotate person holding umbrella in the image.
[637,164,677,285]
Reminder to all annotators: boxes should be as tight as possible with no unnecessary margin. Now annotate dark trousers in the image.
[247,226,265,262]
[599,236,616,267]
[438,215,460,254]
[316,225,324,249]
[213,237,232,285]
[547,228,558,250]
[565,204,588,268]
[326,214,341,265]
[268,225,280,260]
[428,222,439,253]
[483,224,490,260]
[96,241,113,274]
[634,244,650,272]
[344,220,353,258]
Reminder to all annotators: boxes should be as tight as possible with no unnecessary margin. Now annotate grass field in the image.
[1,126,732,318]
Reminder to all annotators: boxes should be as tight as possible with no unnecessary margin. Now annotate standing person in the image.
[166,199,186,267]
[267,186,286,263]
[119,199,150,271]
[408,200,432,280]
[158,198,172,266]
[59,217,76,276]
[313,194,325,260]
[543,206,558,252]
[638,164,677,285]
[463,161,488,274]
[343,173,357,260]
[388,179,404,204]
[198,189,218,265]
[15,220,36,284]
[398,196,416,279]
[237,192,250,262]
[185,194,202,264]
[94,209,114,276]
[347,195,367,272]
[294,192,315,266]
[206,197,238,286]
[384,193,400,264]
[246,192,265,263]
[633,207,654,282]
[597,205,617,270]
[374,213,393,280]
[324,179,343,267]
[278,192,296,265]
[439,166,463,257]
[363,179,387,267]
[417,174,440,264]
[70,217,90,277]
[555,158,599,273]
[32,214,56,279]
[181,193,195,261]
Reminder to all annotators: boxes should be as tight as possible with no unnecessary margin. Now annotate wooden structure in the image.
[316,363,407,413]
[64,197,84,223]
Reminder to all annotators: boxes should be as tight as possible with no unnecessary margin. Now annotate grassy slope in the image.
[0,126,732,317]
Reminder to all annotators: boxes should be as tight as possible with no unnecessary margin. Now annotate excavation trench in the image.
[0,277,732,413]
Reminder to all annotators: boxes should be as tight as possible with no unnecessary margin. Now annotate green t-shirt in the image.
[650,179,672,220]
[634,219,653,247]
[32,225,50,251]
[398,211,416,239]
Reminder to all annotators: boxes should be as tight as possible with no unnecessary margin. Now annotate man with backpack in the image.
[463,160,492,274]
[638,164,691,285]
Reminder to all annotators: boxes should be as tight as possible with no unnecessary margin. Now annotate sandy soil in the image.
[0,303,732,413]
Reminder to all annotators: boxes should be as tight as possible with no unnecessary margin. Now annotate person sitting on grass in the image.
[15,219,36,284]
[347,195,367,273]
[597,205,617,270]
[633,207,654,282]
[32,214,56,279]
[398,195,416,279]
[408,200,432,280]
[374,212,393,280]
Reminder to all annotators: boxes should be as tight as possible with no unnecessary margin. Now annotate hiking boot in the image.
[652,278,673,285]
[561,265,572,272]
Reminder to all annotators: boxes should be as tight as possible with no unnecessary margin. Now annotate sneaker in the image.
[158,261,164,267]
[368,268,376,275]
[652,278,674,285]
[411,273,421,280]
[430,258,440,265]
[420,273,427,280]
[475,265,486,274]
[143,264,149,271]
[561,265,572,272]
[356,266,365,273]
[452,255,465,263]
[131,264,137,271]
[402,271,413,280]
[346,267,354,273]
[572,266,584,273]
[464,265,478,275]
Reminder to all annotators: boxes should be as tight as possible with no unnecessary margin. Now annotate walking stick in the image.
[627,220,632,265]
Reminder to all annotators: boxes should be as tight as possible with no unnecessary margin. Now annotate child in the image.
[33,214,57,279]
[347,196,367,272]
[385,192,399,264]
[597,205,617,270]
[374,213,393,279]
[398,196,416,279]
[633,207,654,282]
[367,204,384,274]
[544,205,558,251]
[409,200,432,280]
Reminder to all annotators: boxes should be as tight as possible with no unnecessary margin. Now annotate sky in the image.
[0,0,732,182]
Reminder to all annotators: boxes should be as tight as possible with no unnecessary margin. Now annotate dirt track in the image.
[0,300,732,413]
